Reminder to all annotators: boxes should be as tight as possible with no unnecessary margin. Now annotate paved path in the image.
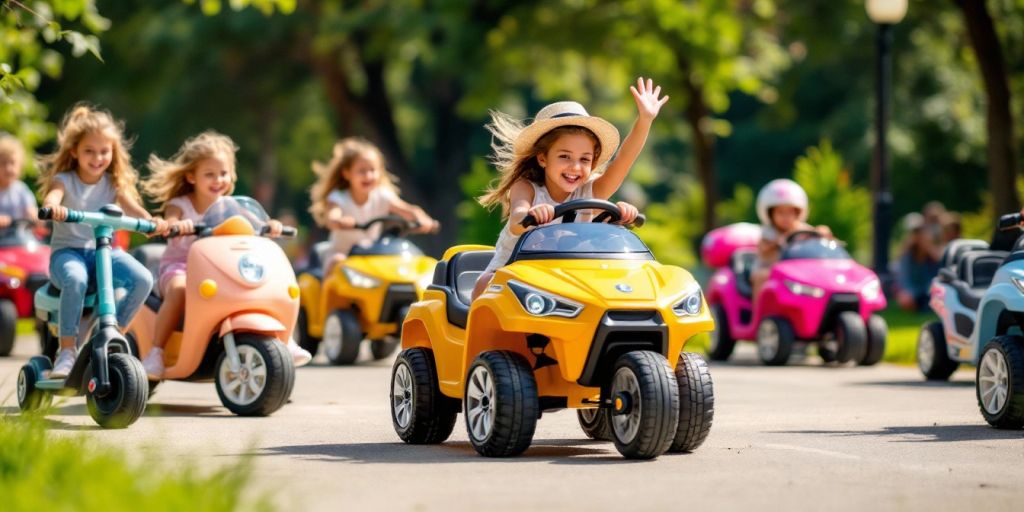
[2,335,1021,511]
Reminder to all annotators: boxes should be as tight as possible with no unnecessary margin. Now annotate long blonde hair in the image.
[141,131,238,211]
[37,104,140,201]
[308,137,398,225]
[477,111,602,217]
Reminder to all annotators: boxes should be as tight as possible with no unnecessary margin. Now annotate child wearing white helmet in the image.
[751,179,830,298]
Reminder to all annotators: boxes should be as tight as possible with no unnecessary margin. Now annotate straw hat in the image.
[513,101,620,167]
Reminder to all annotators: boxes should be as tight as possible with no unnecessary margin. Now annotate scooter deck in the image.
[36,378,74,392]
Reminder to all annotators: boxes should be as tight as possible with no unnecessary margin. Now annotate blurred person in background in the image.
[896,212,940,312]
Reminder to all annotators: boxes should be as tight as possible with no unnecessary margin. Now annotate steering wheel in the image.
[354,215,420,238]
[784,229,825,246]
[520,199,646,228]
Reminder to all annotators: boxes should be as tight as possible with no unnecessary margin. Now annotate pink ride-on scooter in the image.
[702,223,888,366]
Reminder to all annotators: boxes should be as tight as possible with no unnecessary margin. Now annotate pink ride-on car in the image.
[702,223,888,366]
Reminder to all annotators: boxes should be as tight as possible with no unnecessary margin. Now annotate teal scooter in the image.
[17,205,155,428]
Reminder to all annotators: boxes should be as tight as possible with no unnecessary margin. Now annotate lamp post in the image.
[866,0,907,286]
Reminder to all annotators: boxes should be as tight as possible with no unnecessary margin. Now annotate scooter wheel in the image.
[215,334,294,416]
[17,358,53,412]
[86,353,149,429]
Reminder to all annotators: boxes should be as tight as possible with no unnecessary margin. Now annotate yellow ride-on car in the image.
[391,200,716,459]
[296,216,436,365]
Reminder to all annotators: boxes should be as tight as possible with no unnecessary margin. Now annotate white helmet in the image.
[756,179,808,225]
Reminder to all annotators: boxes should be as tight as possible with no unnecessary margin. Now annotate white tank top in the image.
[326,187,396,256]
[483,179,595,274]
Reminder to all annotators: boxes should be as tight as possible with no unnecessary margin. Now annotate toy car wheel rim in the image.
[918,331,935,371]
[218,345,268,407]
[323,315,342,360]
[392,362,414,429]
[16,368,27,403]
[758,321,779,360]
[610,367,642,443]
[979,349,1009,415]
[579,408,599,424]
[466,365,495,442]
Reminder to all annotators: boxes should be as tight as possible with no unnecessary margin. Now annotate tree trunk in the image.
[254,106,278,209]
[427,79,472,252]
[958,0,1020,215]
[681,67,718,232]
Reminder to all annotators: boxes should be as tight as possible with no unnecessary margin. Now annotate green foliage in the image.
[793,139,872,259]
[456,158,503,246]
[0,415,272,512]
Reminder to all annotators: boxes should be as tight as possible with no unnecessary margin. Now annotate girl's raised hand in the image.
[630,77,670,120]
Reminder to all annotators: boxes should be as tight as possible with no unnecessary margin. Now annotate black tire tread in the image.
[707,305,736,361]
[611,350,679,459]
[861,314,887,366]
[0,299,17,357]
[296,308,320,354]
[577,408,613,440]
[670,352,714,452]
[836,311,868,363]
[918,321,959,381]
[327,309,362,366]
[977,336,1024,429]
[215,335,294,416]
[392,348,459,444]
[467,351,538,457]
[86,353,148,429]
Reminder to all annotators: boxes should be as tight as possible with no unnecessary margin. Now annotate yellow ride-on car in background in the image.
[391,200,716,459]
[296,216,436,365]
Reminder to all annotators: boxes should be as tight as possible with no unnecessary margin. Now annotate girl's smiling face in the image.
[187,154,234,201]
[537,133,595,200]
[0,151,22,189]
[343,153,382,197]
[73,131,113,183]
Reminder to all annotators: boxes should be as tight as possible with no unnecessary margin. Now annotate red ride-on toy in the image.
[0,219,51,357]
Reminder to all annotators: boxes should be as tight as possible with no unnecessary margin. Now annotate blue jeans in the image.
[49,247,154,338]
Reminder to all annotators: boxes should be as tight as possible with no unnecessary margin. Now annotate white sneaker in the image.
[286,338,312,367]
[142,347,164,380]
[49,348,77,379]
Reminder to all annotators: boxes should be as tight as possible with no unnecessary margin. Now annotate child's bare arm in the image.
[118,192,169,235]
[324,204,356,230]
[389,197,439,232]
[508,180,542,237]
[593,77,669,199]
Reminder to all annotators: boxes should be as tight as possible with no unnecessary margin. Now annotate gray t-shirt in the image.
[50,172,117,249]
[0,180,37,219]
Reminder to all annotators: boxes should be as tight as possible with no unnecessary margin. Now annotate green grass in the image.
[880,307,932,365]
[0,415,273,512]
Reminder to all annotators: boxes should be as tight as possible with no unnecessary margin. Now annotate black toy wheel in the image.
[577,408,612,440]
[85,352,149,428]
[215,334,294,416]
[464,351,538,457]
[322,309,362,365]
[391,348,460,444]
[860,314,887,366]
[835,312,867,363]
[669,352,714,452]
[17,356,53,412]
[0,299,17,356]
[917,321,959,380]
[976,336,1024,429]
[757,317,795,366]
[371,336,401,361]
[707,305,735,362]
[295,307,320,355]
[609,350,680,459]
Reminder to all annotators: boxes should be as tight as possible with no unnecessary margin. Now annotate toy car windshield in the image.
[781,238,850,261]
[512,223,653,261]
[0,222,38,248]
[201,196,269,231]
[349,237,425,257]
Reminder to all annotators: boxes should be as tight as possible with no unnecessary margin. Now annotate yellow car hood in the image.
[346,255,436,283]
[505,259,689,303]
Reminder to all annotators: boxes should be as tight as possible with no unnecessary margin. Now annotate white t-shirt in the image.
[0,180,36,220]
[326,187,396,256]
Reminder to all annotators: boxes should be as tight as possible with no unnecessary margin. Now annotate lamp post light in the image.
[866,0,907,287]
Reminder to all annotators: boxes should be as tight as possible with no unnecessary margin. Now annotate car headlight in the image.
[673,287,704,317]
[784,279,825,298]
[238,253,265,283]
[862,279,882,301]
[507,280,582,318]
[342,267,381,289]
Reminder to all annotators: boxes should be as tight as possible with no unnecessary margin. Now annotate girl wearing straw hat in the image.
[472,77,670,300]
